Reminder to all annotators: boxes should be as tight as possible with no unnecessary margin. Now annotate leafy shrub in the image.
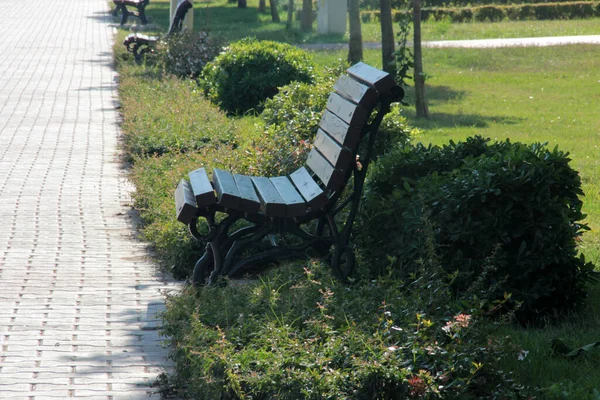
[474,5,507,20]
[157,31,222,79]
[159,260,528,399]
[364,2,600,23]
[200,38,315,115]
[357,136,595,322]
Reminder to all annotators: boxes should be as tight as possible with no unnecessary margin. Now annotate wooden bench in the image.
[113,0,149,25]
[123,0,193,62]
[175,63,405,285]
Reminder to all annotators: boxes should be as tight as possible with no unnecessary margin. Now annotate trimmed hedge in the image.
[200,38,315,115]
[359,0,594,10]
[361,1,600,23]
[356,136,595,322]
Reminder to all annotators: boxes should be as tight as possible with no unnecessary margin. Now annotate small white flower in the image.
[517,350,529,361]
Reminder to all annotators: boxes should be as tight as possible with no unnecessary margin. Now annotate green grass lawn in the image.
[114,2,600,397]
[141,0,600,44]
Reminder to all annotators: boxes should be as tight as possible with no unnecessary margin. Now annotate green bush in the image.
[357,136,595,322]
[474,5,507,20]
[364,2,600,23]
[157,31,222,79]
[200,38,315,115]
[159,261,526,399]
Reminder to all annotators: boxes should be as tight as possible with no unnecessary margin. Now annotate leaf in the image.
[551,338,600,359]
[566,341,600,359]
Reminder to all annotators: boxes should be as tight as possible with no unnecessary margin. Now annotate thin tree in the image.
[348,0,363,64]
[287,0,294,30]
[413,0,429,118]
[301,0,312,32]
[379,0,395,73]
[270,0,281,22]
[238,0,247,8]
[259,0,266,12]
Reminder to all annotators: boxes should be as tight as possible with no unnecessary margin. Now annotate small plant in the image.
[200,37,315,115]
[157,30,223,79]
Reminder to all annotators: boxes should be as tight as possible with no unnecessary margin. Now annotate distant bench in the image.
[174,62,405,285]
[123,0,193,62]
[113,0,149,25]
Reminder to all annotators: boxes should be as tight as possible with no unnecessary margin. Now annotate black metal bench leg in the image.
[192,243,213,287]
[119,5,129,25]
[138,6,148,24]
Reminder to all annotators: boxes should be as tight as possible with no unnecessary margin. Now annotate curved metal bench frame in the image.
[113,0,150,25]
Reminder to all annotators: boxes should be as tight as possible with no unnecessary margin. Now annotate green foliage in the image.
[394,11,414,88]
[362,2,600,24]
[158,260,528,399]
[200,38,315,115]
[357,136,595,322]
[157,31,223,79]
[119,75,237,159]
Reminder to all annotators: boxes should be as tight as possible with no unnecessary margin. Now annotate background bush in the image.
[357,136,595,322]
[200,38,315,115]
[361,2,600,23]
[157,31,222,79]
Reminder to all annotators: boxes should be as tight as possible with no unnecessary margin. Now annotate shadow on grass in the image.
[146,4,338,44]
[404,84,523,129]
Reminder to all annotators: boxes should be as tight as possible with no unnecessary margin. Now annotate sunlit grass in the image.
[135,0,600,45]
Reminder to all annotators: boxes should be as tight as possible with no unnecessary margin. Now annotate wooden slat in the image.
[234,174,261,214]
[319,110,361,149]
[188,168,215,208]
[313,129,352,170]
[346,62,396,94]
[175,179,197,224]
[306,149,345,191]
[289,167,328,210]
[270,177,306,217]
[333,74,378,109]
[251,177,286,217]
[212,168,241,209]
[326,92,368,127]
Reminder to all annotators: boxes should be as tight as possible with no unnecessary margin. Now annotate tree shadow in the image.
[404,84,523,129]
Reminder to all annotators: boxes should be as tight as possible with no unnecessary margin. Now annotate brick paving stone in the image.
[0,0,179,398]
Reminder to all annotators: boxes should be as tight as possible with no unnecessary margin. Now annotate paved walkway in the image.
[0,0,176,398]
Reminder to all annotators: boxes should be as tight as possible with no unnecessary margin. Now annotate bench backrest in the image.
[168,0,193,36]
[299,62,397,196]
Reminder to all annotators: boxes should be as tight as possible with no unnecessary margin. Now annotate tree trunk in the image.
[238,0,247,8]
[287,0,294,30]
[301,0,312,32]
[380,0,395,73]
[259,0,266,12]
[348,0,363,64]
[269,0,281,22]
[413,0,429,118]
